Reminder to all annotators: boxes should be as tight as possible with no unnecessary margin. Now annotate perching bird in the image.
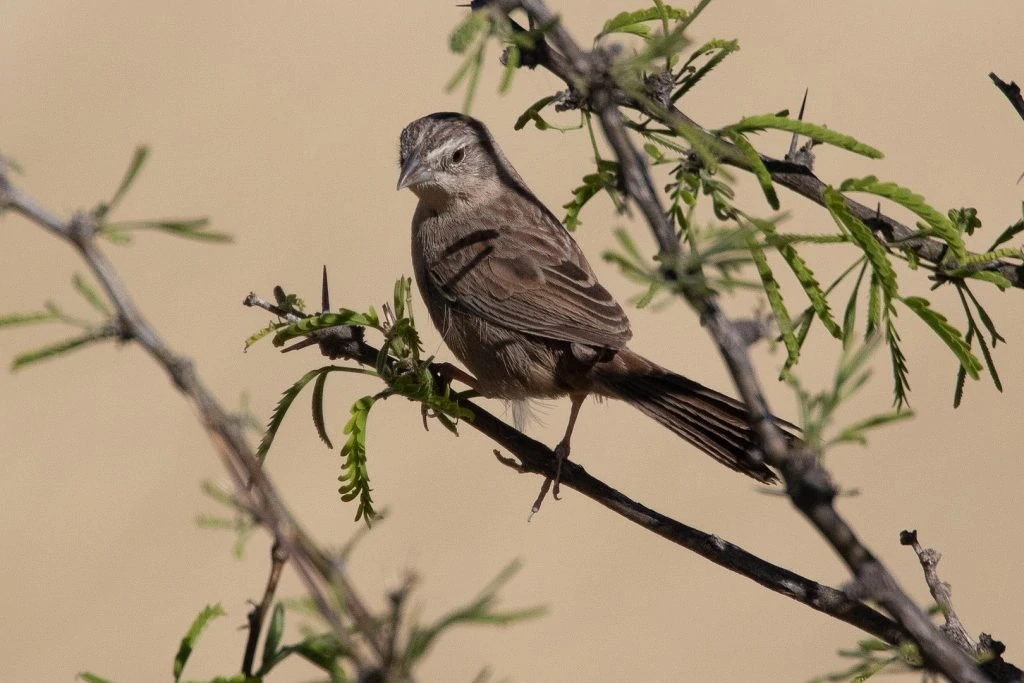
[397,112,781,484]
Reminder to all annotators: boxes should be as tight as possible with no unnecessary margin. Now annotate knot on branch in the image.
[782,449,838,508]
[553,86,584,112]
[68,210,98,245]
[644,70,674,110]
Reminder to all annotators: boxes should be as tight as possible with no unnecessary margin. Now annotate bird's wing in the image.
[424,202,632,350]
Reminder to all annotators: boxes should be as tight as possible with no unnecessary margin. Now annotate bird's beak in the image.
[396,154,434,191]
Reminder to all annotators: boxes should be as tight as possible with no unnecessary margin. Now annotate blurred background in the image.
[3,1,1022,680]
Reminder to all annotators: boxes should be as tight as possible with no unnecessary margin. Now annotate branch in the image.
[482,0,1024,290]
[900,530,975,653]
[244,293,908,648]
[242,541,288,677]
[990,72,1024,124]
[476,2,1001,680]
[0,159,386,679]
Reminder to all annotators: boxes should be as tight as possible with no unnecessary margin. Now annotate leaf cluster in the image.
[78,555,542,683]
[247,277,473,525]
[444,0,1022,441]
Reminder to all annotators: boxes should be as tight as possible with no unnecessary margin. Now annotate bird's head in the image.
[397,112,519,208]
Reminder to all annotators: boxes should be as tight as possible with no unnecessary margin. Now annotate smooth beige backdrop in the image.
[3,2,1023,681]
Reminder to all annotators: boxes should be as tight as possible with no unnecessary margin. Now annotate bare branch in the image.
[0,163,386,675]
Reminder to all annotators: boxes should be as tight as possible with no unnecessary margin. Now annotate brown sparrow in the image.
[398,112,781,484]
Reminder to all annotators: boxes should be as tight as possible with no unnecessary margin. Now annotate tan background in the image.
[3,2,1023,681]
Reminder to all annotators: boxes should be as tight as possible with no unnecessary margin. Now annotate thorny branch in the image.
[0,158,387,679]
[473,1,1019,680]
[245,292,908,648]
[479,0,1024,291]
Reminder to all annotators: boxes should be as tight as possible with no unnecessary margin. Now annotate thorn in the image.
[321,265,330,312]
[787,88,810,159]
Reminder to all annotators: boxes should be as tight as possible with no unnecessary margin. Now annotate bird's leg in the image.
[551,392,586,500]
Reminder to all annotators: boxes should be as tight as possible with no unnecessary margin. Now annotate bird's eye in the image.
[451,147,465,164]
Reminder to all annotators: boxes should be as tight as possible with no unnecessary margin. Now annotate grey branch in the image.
[0,157,387,679]
[243,292,908,647]
[474,2,1003,680]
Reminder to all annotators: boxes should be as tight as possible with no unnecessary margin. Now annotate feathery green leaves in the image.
[599,4,689,39]
[339,395,376,523]
[900,296,981,381]
[839,176,965,261]
[724,115,883,159]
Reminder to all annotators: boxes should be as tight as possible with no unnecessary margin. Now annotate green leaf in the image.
[886,317,910,409]
[271,309,380,347]
[72,274,111,315]
[514,96,557,131]
[499,44,519,93]
[97,146,149,219]
[824,187,899,301]
[758,222,842,340]
[446,18,487,114]
[987,206,1024,252]
[724,130,778,209]
[0,310,59,328]
[953,284,1003,408]
[672,38,739,102]
[725,115,883,159]
[839,176,965,260]
[244,319,289,351]
[339,395,376,524]
[256,366,365,461]
[103,218,231,243]
[949,206,982,235]
[76,674,113,683]
[449,11,487,53]
[900,295,981,380]
[286,633,349,671]
[173,603,225,681]
[599,6,688,39]
[840,260,868,346]
[828,410,914,447]
[744,230,798,364]
[311,370,333,449]
[261,602,286,670]
[965,269,1012,289]
[11,329,114,371]
[562,160,618,231]
[405,560,545,666]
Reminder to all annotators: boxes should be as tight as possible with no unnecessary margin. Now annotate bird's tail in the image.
[593,348,787,484]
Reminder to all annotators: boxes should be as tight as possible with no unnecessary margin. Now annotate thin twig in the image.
[900,530,976,653]
[243,294,908,646]
[242,541,289,677]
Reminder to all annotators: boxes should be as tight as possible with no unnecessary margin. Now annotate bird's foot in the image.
[527,440,569,521]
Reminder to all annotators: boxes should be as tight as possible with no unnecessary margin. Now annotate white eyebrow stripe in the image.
[428,133,476,161]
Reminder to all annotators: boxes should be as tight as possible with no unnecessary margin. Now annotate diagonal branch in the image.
[0,159,386,679]
[481,0,1024,290]
[244,294,908,648]
[473,2,1000,680]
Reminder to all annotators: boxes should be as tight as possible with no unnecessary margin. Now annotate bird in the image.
[397,111,784,485]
